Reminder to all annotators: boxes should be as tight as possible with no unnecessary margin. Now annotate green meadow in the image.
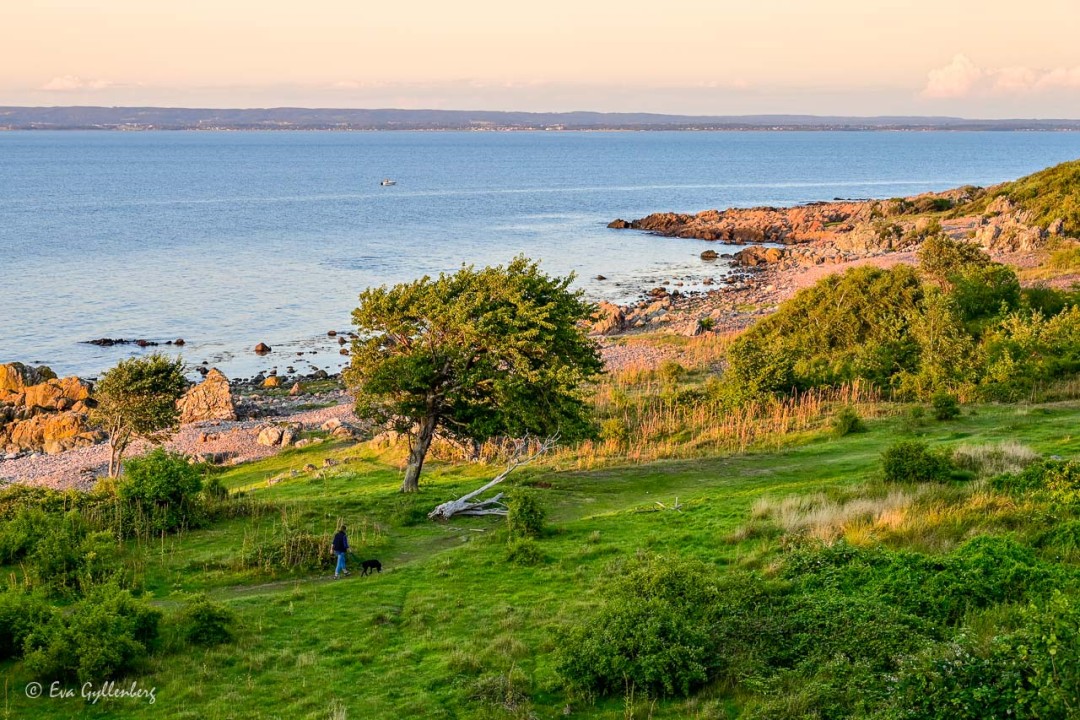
[5,399,1080,719]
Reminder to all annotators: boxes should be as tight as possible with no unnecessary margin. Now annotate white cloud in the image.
[922,54,982,99]
[923,56,1080,99]
[41,75,115,92]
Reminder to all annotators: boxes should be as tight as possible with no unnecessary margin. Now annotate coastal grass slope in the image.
[3,400,1080,719]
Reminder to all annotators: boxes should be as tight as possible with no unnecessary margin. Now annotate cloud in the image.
[923,56,1080,99]
[922,54,982,99]
[41,75,115,92]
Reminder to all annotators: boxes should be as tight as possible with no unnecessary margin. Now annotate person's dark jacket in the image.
[332,531,349,553]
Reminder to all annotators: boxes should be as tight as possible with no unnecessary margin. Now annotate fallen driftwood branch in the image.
[428,435,558,521]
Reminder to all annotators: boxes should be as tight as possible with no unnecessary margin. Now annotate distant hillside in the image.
[2,106,1080,131]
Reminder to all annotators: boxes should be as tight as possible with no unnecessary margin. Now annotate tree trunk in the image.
[108,441,121,478]
[402,414,438,493]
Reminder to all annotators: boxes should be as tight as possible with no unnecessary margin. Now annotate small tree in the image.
[345,257,604,493]
[90,354,187,477]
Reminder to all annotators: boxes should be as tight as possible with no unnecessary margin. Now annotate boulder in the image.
[263,376,281,389]
[178,369,237,424]
[607,219,631,229]
[0,363,57,393]
[289,382,303,396]
[256,426,284,447]
[590,301,626,335]
[254,343,272,354]
[700,250,719,261]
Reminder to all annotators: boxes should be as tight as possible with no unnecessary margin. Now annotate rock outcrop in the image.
[589,301,626,335]
[177,368,236,424]
[0,363,103,456]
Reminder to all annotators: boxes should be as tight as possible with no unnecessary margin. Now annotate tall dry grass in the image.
[556,376,884,469]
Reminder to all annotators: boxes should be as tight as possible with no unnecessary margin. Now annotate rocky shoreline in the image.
[597,182,1073,338]
[5,178,1077,489]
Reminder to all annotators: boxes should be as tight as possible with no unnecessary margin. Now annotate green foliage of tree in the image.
[345,257,603,492]
[90,354,187,477]
[119,449,205,532]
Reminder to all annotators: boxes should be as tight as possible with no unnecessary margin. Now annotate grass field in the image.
[4,400,1080,720]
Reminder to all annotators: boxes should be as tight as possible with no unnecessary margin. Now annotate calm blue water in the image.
[3,130,1080,380]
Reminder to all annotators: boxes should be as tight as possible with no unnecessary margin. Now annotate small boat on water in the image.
[380,178,397,186]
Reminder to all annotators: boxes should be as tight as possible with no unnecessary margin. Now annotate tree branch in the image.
[427,435,558,520]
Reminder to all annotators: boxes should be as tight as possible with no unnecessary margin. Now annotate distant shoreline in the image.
[3,107,1080,132]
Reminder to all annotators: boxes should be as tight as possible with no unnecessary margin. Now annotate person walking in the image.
[332,525,350,578]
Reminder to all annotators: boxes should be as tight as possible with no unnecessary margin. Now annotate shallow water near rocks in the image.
[3,130,1080,380]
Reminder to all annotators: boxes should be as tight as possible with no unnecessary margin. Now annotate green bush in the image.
[505,538,544,566]
[598,417,630,444]
[888,593,1080,720]
[882,440,954,483]
[0,505,52,564]
[119,448,205,532]
[178,594,235,646]
[992,459,1080,504]
[25,510,124,596]
[658,359,687,387]
[23,584,161,682]
[0,590,54,660]
[556,554,721,698]
[830,406,865,437]
[506,489,546,540]
[930,392,961,420]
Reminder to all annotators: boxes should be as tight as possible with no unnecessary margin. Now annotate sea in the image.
[3,130,1080,381]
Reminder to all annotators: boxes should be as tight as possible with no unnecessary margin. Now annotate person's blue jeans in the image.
[335,551,347,576]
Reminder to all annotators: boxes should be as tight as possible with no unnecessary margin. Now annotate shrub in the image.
[178,594,235,646]
[930,392,961,420]
[888,594,1080,720]
[119,448,205,532]
[23,584,161,682]
[25,510,123,596]
[556,554,721,698]
[992,459,1080,504]
[506,490,546,540]
[505,538,543,566]
[0,505,52,564]
[830,406,865,437]
[598,417,630,444]
[882,441,953,483]
[467,666,533,718]
[0,590,54,660]
[658,359,687,387]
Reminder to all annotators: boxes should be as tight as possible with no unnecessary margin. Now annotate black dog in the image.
[360,559,382,576]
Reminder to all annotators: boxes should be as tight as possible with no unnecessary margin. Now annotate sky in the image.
[2,0,1079,117]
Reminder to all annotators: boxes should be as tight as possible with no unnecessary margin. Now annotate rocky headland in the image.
[598,179,1077,338]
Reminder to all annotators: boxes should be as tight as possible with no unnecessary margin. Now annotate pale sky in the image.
[3,0,1080,116]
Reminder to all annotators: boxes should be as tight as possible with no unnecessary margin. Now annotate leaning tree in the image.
[90,353,188,477]
[345,256,604,493]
